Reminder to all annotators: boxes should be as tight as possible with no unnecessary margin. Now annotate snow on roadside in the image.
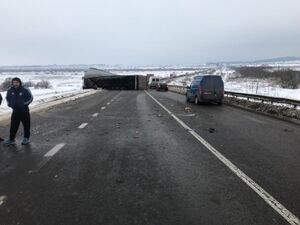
[224,78,300,100]
[1,66,300,115]
[0,72,84,115]
[167,67,300,101]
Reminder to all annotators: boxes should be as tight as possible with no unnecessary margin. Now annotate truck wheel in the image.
[195,96,199,105]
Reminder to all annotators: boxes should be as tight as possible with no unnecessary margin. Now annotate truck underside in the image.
[83,75,147,90]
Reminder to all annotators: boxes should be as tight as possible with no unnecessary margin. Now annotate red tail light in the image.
[198,86,203,95]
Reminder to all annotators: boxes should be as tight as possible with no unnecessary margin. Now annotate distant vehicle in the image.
[186,75,224,105]
[156,83,168,91]
[148,77,160,89]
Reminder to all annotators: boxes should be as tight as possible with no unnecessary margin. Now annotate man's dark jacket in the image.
[6,86,33,111]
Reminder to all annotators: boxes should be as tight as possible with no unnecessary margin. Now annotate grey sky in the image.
[1,0,300,65]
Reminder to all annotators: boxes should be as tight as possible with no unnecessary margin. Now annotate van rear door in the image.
[201,76,224,100]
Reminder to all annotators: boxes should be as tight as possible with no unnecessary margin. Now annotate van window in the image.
[191,81,200,88]
[194,76,203,81]
[202,76,223,90]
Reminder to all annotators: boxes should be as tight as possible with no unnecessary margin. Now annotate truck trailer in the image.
[83,68,148,90]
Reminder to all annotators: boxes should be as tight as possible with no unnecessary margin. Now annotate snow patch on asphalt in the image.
[0,195,7,206]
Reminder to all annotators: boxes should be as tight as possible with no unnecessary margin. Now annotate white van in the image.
[148,77,160,89]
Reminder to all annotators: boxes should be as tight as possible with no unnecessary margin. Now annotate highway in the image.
[0,90,299,225]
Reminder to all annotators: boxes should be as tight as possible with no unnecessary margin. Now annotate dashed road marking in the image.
[107,102,111,105]
[92,113,99,117]
[78,123,88,129]
[32,143,67,172]
[145,90,299,225]
[44,143,66,157]
[101,106,106,110]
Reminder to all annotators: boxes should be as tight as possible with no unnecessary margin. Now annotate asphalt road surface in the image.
[0,90,299,225]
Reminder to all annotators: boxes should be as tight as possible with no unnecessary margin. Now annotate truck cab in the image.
[148,77,160,89]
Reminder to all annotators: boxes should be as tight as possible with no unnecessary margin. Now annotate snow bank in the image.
[0,71,84,115]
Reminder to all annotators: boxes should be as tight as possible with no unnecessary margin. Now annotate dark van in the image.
[186,75,224,105]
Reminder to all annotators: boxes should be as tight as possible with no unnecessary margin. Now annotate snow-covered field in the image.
[167,65,300,100]
[224,78,300,100]
[216,67,300,100]
[0,71,84,114]
[0,70,193,114]
[114,70,197,78]
[0,61,300,115]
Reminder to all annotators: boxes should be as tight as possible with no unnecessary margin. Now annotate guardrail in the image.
[167,85,300,109]
[167,85,187,95]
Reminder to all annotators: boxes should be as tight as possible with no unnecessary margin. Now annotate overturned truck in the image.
[83,68,147,90]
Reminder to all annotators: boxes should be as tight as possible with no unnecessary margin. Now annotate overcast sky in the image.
[0,0,300,66]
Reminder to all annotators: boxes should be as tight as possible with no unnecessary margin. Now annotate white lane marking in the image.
[92,113,99,117]
[107,102,111,105]
[44,143,66,157]
[178,113,196,117]
[101,106,106,110]
[33,143,66,171]
[0,195,7,206]
[78,123,88,129]
[113,92,122,101]
[145,90,299,225]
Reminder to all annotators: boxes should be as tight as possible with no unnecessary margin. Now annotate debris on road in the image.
[0,195,7,206]
[133,131,140,138]
[209,128,215,133]
[115,178,124,184]
[184,106,192,112]
[116,122,122,129]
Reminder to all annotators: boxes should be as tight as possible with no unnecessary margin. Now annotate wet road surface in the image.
[0,90,299,225]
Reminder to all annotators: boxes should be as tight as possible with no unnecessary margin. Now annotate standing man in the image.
[0,93,3,141]
[4,77,33,145]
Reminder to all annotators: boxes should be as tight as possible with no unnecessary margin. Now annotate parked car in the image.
[186,75,224,105]
[148,77,160,89]
[156,83,168,91]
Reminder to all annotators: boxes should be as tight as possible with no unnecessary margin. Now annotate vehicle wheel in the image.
[186,95,190,102]
[195,96,199,105]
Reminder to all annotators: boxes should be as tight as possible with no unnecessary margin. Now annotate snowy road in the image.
[0,90,299,225]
